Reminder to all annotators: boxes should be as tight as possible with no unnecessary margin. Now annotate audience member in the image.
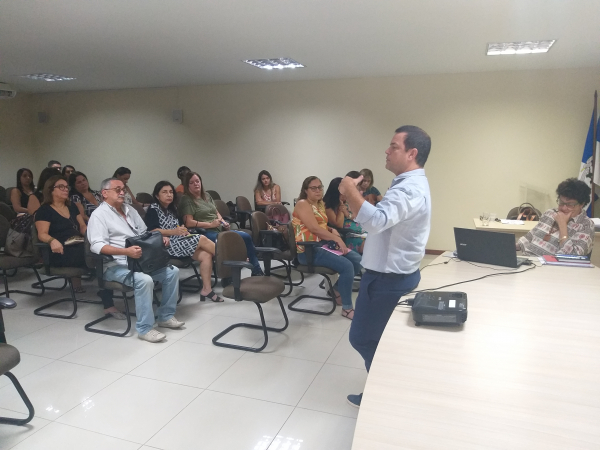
[62,165,76,179]
[254,170,282,206]
[292,176,362,319]
[112,167,144,207]
[34,175,87,293]
[88,177,183,343]
[69,171,102,223]
[11,168,35,214]
[28,167,61,215]
[179,172,264,276]
[48,160,61,170]
[145,180,222,302]
[323,177,365,253]
[517,178,594,256]
[360,168,382,205]
[175,166,191,194]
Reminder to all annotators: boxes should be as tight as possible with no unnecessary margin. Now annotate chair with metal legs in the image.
[212,231,289,352]
[287,222,338,316]
[0,296,35,425]
[31,224,99,319]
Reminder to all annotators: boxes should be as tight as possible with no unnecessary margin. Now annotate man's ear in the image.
[408,148,418,161]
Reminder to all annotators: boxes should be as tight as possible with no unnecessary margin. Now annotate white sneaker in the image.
[157,317,185,328]
[138,329,166,343]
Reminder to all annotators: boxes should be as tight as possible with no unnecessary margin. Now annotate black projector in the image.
[411,291,468,326]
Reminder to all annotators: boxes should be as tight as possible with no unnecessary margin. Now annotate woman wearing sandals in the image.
[292,176,362,319]
[145,180,223,302]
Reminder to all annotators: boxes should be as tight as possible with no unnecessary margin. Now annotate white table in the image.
[352,254,600,449]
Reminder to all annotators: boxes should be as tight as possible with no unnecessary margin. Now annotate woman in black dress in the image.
[145,181,222,302]
[35,175,88,293]
[10,168,35,214]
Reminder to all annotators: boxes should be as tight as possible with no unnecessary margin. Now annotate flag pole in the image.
[592,90,598,217]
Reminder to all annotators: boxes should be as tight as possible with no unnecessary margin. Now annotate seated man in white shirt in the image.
[87,177,184,343]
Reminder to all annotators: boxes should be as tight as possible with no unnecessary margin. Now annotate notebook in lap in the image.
[454,227,528,268]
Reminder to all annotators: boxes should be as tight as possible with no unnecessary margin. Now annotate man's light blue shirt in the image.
[355,168,431,274]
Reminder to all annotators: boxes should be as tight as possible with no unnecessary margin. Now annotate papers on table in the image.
[500,219,525,225]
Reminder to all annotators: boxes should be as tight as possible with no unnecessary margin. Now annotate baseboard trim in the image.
[425,249,445,255]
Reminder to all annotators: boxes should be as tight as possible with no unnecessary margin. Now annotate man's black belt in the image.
[364,268,415,279]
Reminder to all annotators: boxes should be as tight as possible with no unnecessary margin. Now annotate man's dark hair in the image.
[177,166,191,179]
[113,167,131,178]
[47,160,61,168]
[345,171,361,179]
[556,178,591,205]
[395,125,431,167]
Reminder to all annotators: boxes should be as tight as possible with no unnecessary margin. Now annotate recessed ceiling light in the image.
[20,73,76,81]
[243,58,304,70]
[487,40,556,56]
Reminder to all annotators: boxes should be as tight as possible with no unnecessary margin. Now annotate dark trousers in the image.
[349,269,420,372]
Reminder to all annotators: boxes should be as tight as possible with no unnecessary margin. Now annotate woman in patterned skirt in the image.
[145,181,223,302]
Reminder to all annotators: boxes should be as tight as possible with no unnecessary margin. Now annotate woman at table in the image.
[112,167,145,207]
[359,168,383,205]
[145,180,222,302]
[27,167,61,215]
[323,177,365,254]
[292,176,362,319]
[254,170,282,207]
[179,172,264,276]
[69,171,102,222]
[516,178,594,256]
[11,168,35,214]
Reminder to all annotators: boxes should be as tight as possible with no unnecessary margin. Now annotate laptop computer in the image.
[453,227,528,268]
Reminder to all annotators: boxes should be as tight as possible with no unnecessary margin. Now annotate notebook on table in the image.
[453,227,528,268]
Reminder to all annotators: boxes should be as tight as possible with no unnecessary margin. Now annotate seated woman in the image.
[517,178,594,256]
[179,172,264,276]
[11,168,35,214]
[27,167,61,215]
[34,175,88,293]
[359,168,383,205]
[69,171,102,223]
[254,170,282,208]
[145,181,222,302]
[323,177,365,254]
[62,165,76,179]
[112,167,145,207]
[292,176,362,319]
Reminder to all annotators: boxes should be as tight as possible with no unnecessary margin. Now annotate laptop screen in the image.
[454,227,520,268]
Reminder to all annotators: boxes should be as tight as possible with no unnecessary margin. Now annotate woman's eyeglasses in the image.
[557,199,579,209]
[307,185,324,192]
[53,184,69,191]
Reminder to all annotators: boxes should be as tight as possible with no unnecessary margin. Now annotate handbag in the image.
[506,203,540,221]
[265,204,290,224]
[125,231,170,273]
[5,214,34,258]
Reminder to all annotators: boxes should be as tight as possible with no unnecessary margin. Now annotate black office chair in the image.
[136,192,154,204]
[214,199,240,229]
[0,296,35,425]
[235,195,254,231]
[212,231,289,352]
[206,190,221,201]
[0,202,16,222]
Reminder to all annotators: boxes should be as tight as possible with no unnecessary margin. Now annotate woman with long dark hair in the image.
[179,172,264,276]
[254,170,282,206]
[112,167,144,207]
[11,168,35,214]
[145,180,222,302]
[323,177,365,253]
[69,171,102,223]
[27,167,61,215]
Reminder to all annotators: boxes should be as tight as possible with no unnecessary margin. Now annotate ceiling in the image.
[1,0,599,94]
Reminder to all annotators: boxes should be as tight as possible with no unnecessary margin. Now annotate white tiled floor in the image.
[1,257,437,449]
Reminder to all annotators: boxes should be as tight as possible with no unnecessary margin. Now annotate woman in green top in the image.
[359,168,383,205]
[179,172,264,276]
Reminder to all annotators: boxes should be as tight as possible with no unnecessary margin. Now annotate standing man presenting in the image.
[339,125,431,407]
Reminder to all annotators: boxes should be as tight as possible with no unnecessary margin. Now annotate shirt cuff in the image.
[90,241,107,255]
[355,200,378,223]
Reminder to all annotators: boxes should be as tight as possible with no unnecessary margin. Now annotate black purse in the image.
[125,231,170,273]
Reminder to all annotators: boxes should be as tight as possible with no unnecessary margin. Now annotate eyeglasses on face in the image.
[105,187,126,194]
[307,185,324,192]
[557,199,580,209]
[53,184,69,191]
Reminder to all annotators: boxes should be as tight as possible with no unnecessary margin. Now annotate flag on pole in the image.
[578,113,600,216]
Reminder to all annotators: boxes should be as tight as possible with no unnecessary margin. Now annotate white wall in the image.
[0,93,35,186]
[2,67,598,249]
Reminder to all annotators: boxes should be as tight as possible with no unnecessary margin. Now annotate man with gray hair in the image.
[87,177,183,343]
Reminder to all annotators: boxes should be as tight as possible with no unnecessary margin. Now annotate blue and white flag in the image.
[578,113,600,216]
